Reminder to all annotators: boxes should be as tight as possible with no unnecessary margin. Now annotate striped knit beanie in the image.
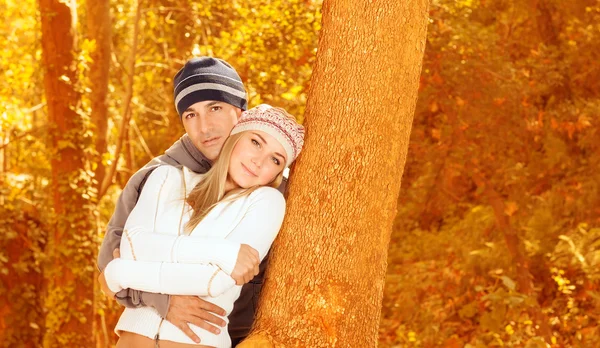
[230,104,305,167]
[173,57,248,116]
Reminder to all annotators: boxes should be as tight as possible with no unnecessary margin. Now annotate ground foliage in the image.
[380,0,600,347]
[1,0,599,346]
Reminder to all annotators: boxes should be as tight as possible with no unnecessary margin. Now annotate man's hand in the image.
[98,248,121,299]
[166,295,227,343]
[98,271,115,299]
[231,244,260,285]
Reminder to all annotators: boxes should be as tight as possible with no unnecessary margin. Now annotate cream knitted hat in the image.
[230,104,305,167]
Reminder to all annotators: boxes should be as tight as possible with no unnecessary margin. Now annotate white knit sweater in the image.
[103,166,285,347]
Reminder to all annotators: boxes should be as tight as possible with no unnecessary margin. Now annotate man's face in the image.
[181,100,243,161]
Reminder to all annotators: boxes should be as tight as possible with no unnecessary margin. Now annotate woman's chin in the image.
[231,178,254,189]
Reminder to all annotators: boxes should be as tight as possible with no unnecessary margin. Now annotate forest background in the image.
[1,0,600,347]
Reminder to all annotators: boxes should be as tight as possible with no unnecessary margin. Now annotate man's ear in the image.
[236,108,243,119]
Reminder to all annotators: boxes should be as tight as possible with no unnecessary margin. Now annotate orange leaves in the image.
[430,101,439,112]
[432,71,445,85]
[550,114,592,139]
[504,201,518,217]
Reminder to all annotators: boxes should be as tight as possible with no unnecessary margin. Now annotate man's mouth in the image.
[202,137,220,146]
[241,164,258,177]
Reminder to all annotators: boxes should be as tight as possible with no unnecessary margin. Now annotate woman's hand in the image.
[231,244,260,285]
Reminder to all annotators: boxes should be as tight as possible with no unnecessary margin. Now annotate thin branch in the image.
[135,61,170,69]
[22,102,47,113]
[0,126,46,150]
[131,99,168,116]
[131,119,155,160]
[99,0,143,199]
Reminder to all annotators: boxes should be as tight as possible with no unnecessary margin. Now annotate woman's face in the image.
[228,131,287,188]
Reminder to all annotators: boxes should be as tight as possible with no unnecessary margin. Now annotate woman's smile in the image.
[241,163,258,177]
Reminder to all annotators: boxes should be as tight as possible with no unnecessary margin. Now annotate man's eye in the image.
[210,106,222,112]
[185,113,195,119]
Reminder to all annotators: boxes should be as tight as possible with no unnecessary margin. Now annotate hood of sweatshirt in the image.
[162,134,212,174]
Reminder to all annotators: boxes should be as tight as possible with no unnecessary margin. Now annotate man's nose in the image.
[198,114,210,133]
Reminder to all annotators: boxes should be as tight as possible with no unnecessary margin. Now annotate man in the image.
[98,57,283,346]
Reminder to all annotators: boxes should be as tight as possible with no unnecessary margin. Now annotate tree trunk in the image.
[239,0,430,346]
[470,171,552,342]
[86,0,111,193]
[39,0,95,346]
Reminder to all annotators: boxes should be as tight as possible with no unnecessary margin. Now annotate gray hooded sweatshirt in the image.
[97,134,282,343]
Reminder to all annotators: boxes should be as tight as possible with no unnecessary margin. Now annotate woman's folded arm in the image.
[104,258,236,297]
[120,165,241,274]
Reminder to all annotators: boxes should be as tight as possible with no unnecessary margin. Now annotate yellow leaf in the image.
[504,201,518,216]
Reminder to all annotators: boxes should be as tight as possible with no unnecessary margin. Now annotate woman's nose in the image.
[251,156,263,168]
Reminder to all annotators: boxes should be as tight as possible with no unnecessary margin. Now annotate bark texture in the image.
[240,0,430,346]
[39,0,95,345]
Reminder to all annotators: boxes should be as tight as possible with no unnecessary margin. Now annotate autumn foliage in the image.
[1,0,599,347]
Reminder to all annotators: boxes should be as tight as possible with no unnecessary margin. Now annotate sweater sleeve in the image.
[224,187,286,262]
[105,187,286,297]
[105,165,236,298]
[120,166,241,275]
[97,166,153,272]
[104,258,236,297]
[96,163,171,317]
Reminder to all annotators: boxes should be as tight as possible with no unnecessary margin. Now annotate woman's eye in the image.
[251,139,260,147]
[272,157,281,166]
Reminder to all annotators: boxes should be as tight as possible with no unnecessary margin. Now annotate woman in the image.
[103,104,305,348]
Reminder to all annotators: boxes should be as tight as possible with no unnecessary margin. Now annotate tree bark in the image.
[86,0,111,193]
[239,0,430,346]
[39,0,95,346]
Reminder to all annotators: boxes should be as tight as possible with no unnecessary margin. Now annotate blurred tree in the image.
[99,0,142,198]
[238,0,430,346]
[38,0,95,345]
[86,0,111,193]
[0,0,46,345]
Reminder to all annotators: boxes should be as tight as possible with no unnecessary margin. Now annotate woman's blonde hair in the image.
[184,131,284,234]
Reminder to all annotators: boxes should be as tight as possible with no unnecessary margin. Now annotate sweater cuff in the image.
[209,271,237,297]
[141,292,170,318]
[104,258,124,293]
